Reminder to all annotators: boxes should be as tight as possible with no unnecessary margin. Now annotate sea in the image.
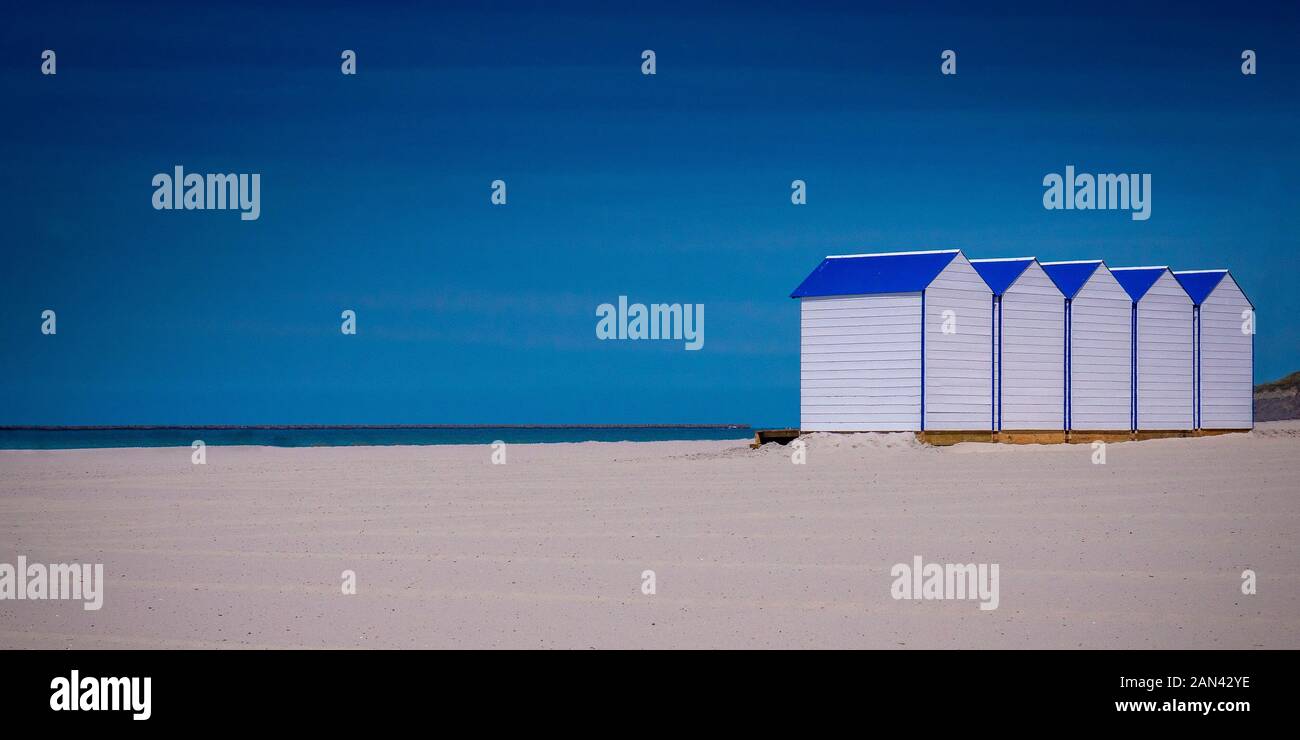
[0,426,754,450]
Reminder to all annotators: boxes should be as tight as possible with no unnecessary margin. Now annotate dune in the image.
[1,423,1298,649]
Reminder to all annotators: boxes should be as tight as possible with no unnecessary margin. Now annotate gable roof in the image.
[1172,270,1228,306]
[970,257,1035,296]
[1110,266,1171,302]
[1040,260,1103,300]
[790,250,961,299]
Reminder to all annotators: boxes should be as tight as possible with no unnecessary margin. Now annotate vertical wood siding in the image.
[1198,275,1253,429]
[1135,271,1194,430]
[1069,267,1132,430]
[999,262,1065,430]
[924,255,994,430]
[799,293,922,431]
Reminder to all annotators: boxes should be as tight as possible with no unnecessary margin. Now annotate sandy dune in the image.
[2,424,1298,649]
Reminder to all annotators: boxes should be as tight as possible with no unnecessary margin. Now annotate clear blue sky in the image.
[2,1,1297,426]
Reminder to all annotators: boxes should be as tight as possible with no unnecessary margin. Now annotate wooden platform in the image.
[916,431,994,446]
[995,430,1068,445]
[756,427,1242,448]
[1193,428,1251,437]
[751,428,801,448]
[1131,430,1195,441]
[1066,430,1138,444]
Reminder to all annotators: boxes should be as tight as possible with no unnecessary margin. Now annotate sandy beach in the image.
[2,425,1298,649]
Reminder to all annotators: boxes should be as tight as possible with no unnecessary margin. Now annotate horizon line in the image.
[0,424,753,431]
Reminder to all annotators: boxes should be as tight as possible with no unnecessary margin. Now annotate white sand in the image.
[2,423,1298,649]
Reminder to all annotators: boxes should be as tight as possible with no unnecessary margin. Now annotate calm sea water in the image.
[0,426,753,450]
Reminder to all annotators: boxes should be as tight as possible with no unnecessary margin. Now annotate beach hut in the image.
[970,258,1065,434]
[1111,266,1195,431]
[1041,261,1133,432]
[790,249,992,432]
[1173,270,1254,431]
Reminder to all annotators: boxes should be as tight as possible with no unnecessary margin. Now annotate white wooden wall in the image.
[999,262,1065,430]
[800,293,922,431]
[1069,267,1132,430]
[1198,274,1253,429]
[924,255,993,430]
[1135,271,1194,430]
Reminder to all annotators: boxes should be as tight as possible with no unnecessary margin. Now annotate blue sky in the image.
[2,1,1297,426]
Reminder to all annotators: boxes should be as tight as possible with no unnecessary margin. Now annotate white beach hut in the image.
[1173,270,1254,431]
[1041,261,1133,432]
[790,249,992,432]
[1111,266,1195,431]
[970,258,1065,433]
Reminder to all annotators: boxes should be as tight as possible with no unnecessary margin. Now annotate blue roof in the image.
[790,250,961,298]
[970,258,1035,296]
[1111,267,1170,301]
[1172,270,1228,305]
[1040,261,1102,300]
